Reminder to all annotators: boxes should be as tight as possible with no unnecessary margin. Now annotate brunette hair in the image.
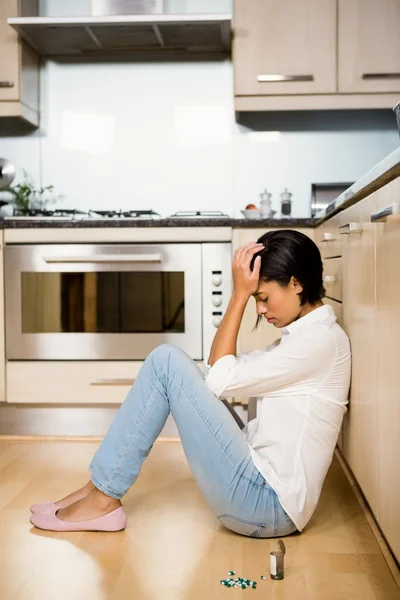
[250,229,325,307]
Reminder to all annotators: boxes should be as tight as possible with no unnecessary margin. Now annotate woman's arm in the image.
[208,242,264,366]
[208,291,248,366]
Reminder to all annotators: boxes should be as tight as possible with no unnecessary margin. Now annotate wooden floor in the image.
[0,439,399,600]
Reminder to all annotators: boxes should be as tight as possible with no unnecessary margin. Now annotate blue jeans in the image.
[89,344,298,538]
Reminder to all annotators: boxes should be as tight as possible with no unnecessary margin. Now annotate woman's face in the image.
[252,277,304,328]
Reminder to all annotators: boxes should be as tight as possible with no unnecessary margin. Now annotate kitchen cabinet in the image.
[6,360,204,405]
[322,297,342,327]
[318,212,343,259]
[7,361,143,404]
[340,195,378,515]
[233,0,399,111]
[0,231,5,404]
[338,0,400,94]
[233,0,336,97]
[322,297,344,450]
[317,174,400,564]
[374,177,400,563]
[0,0,39,126]
[323,256,342,302]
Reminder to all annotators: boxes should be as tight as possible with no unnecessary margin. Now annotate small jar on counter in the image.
[259,189,273,218]
[280,188,292,218]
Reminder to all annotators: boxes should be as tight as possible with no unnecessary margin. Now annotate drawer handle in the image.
[323,275,336,283]
[320,232,335,242]
[89,378,136,386]
[257,74,314,83]
[0,81,14,88]
[362,73,400,80]
[339,222,362,234]
[44,254,163,263]
[370,203,400,223]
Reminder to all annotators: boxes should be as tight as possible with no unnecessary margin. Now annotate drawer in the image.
[324,295,344,452]
[323,297,342,327]
[323,257,342,302]
[6,360,202,404]
[6,361,143,404]
[318,213,343,259]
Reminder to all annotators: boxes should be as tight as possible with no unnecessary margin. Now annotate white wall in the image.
[0,59,398,217]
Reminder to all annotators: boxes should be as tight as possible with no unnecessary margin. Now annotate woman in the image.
[30,230,351,536]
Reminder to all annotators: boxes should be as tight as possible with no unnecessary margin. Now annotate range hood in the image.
[7,13,232,57]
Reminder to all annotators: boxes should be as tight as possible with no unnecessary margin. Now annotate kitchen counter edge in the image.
[316,146,400,224]
[0,217,315,229]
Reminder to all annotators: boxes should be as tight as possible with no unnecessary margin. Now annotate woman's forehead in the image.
[255,280,278,295]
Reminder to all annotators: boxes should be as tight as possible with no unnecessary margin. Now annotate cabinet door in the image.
[338,0,400,93]
[323,297,342,327]
[318,212,343,259]
[0,0,19,102]
[234,0,336,96]
[374,177,400,562]
[323,257,342,302]
[322,297,344,451]
[340,195,378,515]
[0,232,5,403]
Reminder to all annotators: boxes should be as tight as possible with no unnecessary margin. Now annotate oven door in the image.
[5,244,202,360]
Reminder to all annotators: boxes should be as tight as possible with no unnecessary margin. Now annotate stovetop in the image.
[169,211,229,218]
[4,209,230,220]
[5,208,162,220]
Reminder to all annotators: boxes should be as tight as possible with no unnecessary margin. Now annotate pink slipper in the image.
[30,506,127,532]
[30,501,58,514]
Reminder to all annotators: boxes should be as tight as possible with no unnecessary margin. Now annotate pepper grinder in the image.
[259,189,273,218]
[280,188,292,218]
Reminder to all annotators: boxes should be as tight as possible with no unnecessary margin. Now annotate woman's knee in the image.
[148,344,184,366]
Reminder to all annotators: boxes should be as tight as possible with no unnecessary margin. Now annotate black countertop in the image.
[0,217,316,229]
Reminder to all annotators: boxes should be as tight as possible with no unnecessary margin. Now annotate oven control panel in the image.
[202,243,232,361]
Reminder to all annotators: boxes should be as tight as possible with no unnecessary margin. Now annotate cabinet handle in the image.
[0,81,14,88]
[370,203,400,223]
[44,254,163,263]
[257,74,314,83]
[89,378,136,386]
[320,232,335,242]
[323,275,336,283]
[362,73,400,80]
[339,222,362,234]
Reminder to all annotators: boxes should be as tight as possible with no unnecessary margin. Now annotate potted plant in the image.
[4,171,59,212]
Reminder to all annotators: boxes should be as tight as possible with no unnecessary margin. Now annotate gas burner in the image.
[10,208,87,219]
[88,209,161,219]
[122,210,161,219]
[169,211,229,218]
[88,210,122,219]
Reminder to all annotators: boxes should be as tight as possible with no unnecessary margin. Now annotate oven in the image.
[4,242,232,360]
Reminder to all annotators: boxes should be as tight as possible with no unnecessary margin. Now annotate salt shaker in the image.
[259,189,273,218]
[280,188,292,218]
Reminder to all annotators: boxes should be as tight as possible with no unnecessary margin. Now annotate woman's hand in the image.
[232,242,264,299]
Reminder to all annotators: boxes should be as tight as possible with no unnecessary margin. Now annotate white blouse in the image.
[204,305,351,531]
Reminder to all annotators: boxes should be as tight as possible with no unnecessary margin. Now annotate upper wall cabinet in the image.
[338,0,400,93]
[234,0,400,112]
[0,0,39,127]
[234,0,336,96]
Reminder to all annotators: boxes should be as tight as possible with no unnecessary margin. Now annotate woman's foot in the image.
[54,480,96,509]
[56,488,122,523]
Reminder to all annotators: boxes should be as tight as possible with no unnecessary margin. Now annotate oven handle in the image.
[43,254,163,264]
[89,378,136,386]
